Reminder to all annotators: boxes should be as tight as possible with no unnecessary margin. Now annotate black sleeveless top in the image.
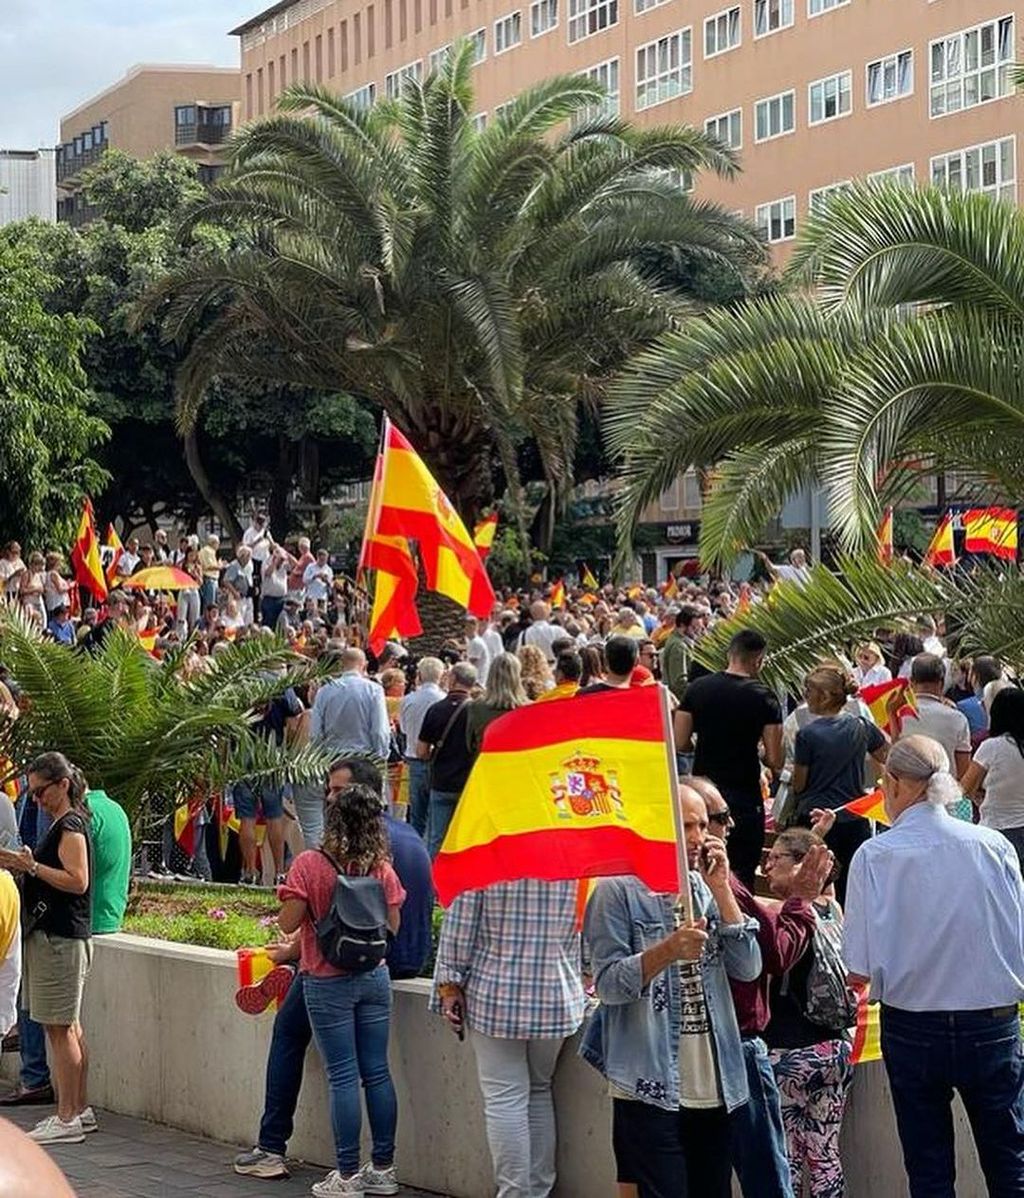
[24,811,92,939]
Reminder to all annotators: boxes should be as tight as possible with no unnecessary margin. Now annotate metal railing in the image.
[174,122,231,147]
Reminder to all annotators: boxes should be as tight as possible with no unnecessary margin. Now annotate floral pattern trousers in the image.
[769,1038,853,1198]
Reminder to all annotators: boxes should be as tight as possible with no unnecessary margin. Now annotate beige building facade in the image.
[57,65,241,224]
[233,0,1023,256]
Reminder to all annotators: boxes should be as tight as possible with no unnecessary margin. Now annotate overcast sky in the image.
[0,0,257,148]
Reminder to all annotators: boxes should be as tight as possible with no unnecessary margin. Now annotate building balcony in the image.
[174,122,231,148]
[56,145,103,184]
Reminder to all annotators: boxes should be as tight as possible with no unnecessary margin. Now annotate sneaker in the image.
[239,872,259,887]
[311,1169,365,1196]
[234,1146,290,1178]
[0,1083,55,1106]
[235,965,296,1015]
[361,1163,399,1195]
[79,1106,98,1134]
[28,1114,85,1144]
[274,872,288,886]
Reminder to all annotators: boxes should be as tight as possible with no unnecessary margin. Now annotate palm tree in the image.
[0,609,332,834]
[138,41,763,544]
[606,182,1024,571]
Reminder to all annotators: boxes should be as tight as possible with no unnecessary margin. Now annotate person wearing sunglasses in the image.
[689,776,832,1198]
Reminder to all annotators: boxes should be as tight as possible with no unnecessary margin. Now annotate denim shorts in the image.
[232,780,285,820]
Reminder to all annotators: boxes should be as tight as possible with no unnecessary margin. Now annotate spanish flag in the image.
[842,787,890,826]
[876,506,893,566]
[105,523,124,586]
[581,563,599,590]
[432,687,677,906]
[550,579,566,609]
[373,420,495,616]
[473,513,499,560]
[364,533,422,653]
[70,498,108,603]
[138,627,159,655]
[664,575,679,600]
[964,507,1018,561]
[923,511,955,569]
[860,679,915,737]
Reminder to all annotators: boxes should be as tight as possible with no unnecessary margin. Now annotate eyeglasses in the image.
[765,851,797,865]
[30,781,56,801]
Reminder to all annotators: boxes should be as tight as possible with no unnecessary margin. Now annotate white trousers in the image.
[470,1030,566,1198]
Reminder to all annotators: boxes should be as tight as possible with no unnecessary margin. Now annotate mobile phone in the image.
[700,845,714,872]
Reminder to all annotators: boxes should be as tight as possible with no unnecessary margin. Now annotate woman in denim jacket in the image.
[581,786,761,1198]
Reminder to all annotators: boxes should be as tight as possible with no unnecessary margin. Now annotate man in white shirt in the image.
[302,549,334,605]
[242,514,272,598]
[520,601,561,664]
[482,604,505,667]
[399,656,446,836]
[899,654,971,779]
[465,616,491,686]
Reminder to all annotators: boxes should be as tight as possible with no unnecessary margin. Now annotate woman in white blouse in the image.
[962,686,1024,865]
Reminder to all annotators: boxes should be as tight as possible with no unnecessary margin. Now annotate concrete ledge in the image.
[69,935,988,1196]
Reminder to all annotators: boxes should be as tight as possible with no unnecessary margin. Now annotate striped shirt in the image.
[432,879,585,1039]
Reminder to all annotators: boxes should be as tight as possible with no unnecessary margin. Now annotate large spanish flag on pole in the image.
[69,498,108,604]
[433,687,681,907]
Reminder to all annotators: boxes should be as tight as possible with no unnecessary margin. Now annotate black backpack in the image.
[314,850,389,974]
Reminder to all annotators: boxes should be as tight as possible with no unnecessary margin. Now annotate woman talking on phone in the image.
[432,878,585,1198]
[0,753,93,1145]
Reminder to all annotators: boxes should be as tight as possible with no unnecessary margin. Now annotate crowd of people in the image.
[3,527,1024,1197]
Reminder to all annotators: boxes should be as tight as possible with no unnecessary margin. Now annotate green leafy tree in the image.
[139,43,764,547]
[0,609,332,831]
[0,241,107,546]
[606,183,1024,570]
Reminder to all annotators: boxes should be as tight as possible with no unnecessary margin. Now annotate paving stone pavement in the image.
[2,1103,440,1198]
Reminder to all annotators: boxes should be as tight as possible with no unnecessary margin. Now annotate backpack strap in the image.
[431,697,470,762]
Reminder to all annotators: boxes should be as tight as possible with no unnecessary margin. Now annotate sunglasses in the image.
[708,810,732,826]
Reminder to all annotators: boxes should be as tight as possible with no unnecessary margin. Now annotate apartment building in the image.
[56,64,241,225]
[0,150,56,225]
[232,0,1023,257]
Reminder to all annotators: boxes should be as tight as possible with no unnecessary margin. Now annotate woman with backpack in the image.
[277,781,405,1197]
[763,827,855,1198]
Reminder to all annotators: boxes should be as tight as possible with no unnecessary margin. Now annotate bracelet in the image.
[28,861,38,878]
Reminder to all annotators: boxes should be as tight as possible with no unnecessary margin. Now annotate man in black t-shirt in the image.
[675,629,783,888]
[578,635,637,694]
[416,662,478,858]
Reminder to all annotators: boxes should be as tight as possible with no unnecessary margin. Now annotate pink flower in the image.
[207,907,227,921]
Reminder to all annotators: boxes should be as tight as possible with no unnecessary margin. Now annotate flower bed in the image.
[123,881,280,951]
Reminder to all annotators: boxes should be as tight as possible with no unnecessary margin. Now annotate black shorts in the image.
[611,1097,731,1198]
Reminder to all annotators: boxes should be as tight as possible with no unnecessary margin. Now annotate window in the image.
[495,99,515,120]
[494,11,522,53]
[705,108,742,149]
[808,180,851,213]
[469,28,487,61]
[755,196,796,243]
[429,43,451,72]
[868,162,915,187]
[929,16,1013,118]
[808,0,847,14]
[754,0,792,37]
[635,29,692,111]
[346,82,377,110]
[567,0,617,45]
[635,0,668,16]
[931,136,1016,203]
[754,89,795,141]
[574,57,620,123]
[809,70,852,125]
[384,60,423,98]
[659,480,680,511]
[530,0,557,35]
[867,50,913,107]
[705,6,740,57]
[472,112,488,131]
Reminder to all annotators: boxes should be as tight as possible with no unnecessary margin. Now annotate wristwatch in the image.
[28,860,38,877]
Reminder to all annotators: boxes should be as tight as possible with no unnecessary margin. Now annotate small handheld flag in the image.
[923,511,955,569]
[550,579,566,608]
[473,514,499,560]
[70,498,108,604]
[581,563,599,590]
[842,788,890,826]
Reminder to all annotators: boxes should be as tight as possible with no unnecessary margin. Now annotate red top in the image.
[278,850,406,978]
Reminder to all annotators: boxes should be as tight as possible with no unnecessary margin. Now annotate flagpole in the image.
[660,685,695,926]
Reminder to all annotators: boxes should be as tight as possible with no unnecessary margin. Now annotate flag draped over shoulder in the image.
[923,511,955,569]
[432,687,678,906]
[473,514,498,560]
[70,498,108,603]
[964,507,1018,561]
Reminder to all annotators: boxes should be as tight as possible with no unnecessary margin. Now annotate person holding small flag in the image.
[843,735,1024,1197]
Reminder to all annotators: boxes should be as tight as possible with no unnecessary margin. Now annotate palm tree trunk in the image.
[410,587,467,656]
[183,428,242,540]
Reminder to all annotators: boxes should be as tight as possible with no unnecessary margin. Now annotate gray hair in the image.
[450,662,478,689]
[417,656,445,685]
[887,735,960,807]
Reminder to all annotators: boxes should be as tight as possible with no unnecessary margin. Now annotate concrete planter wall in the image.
[70,935,987,1197]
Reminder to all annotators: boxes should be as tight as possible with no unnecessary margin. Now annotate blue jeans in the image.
[200,578,218,613]
[406,760,431,838]
[258,973,311,1157]
[881,1004,1024,1198]
[304,967,397,1176]
[18,1007,50,1089]
[260,595,285,628]
[730,1037,794,1198]
[426,789,460,858]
